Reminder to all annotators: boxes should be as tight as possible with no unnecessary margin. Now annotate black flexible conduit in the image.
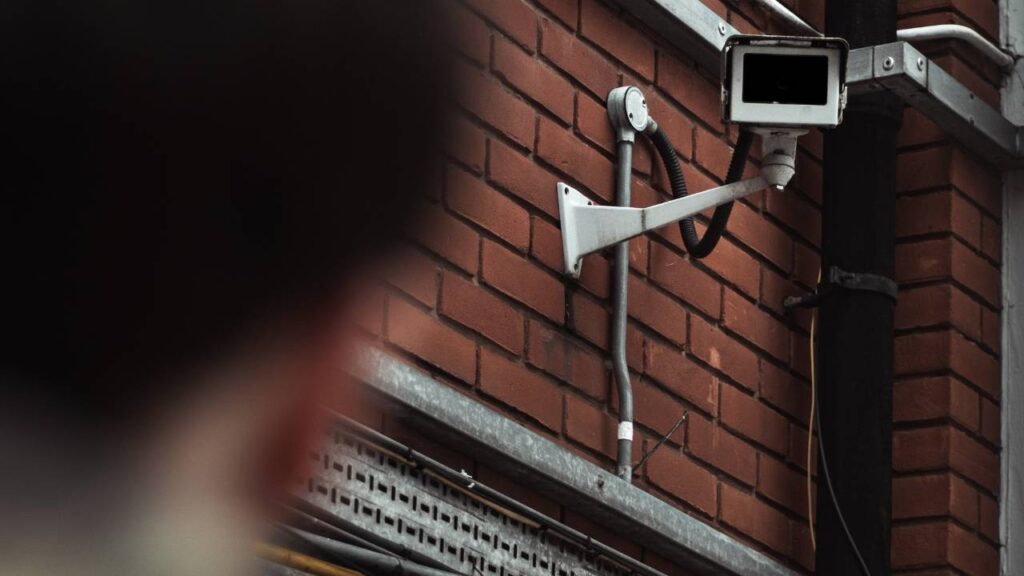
[649,127,754,258]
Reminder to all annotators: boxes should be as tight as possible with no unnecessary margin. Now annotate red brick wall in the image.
[348,1,1005,574]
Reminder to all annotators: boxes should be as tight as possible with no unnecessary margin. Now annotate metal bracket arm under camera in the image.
[558,127,800,278]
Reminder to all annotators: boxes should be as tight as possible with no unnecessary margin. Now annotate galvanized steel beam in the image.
[355,348,798,576]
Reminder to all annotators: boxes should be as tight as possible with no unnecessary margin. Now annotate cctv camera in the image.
[722,35,849,129]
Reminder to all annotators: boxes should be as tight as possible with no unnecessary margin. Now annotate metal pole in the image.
[612,140,634,482]
[818,1,901,574]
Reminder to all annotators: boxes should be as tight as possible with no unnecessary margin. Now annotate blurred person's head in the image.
[0,1,450,573]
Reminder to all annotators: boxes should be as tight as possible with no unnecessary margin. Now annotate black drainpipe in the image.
[817,1,902,575]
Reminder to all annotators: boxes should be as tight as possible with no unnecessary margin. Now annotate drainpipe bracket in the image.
[783,265,898,309]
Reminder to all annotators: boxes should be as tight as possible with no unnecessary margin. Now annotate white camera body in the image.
[722,35,849,129]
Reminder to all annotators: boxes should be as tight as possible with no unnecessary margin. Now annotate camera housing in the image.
[722,35,849,128]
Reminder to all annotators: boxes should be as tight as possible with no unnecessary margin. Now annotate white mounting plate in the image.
[557,182,591,279]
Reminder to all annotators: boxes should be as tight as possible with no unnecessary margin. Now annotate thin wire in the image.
[632,411,688,473]
[806,270,820,551]
[807,266,873,576]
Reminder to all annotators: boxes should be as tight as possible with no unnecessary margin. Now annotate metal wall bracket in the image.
[558,176,767,278]
[783,265,898,309]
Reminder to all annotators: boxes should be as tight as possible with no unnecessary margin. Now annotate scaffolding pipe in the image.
[612,139,634,482]
[897,25,1015,70]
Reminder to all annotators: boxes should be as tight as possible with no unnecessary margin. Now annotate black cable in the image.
[813,350,873,576]
[648,127,753,258]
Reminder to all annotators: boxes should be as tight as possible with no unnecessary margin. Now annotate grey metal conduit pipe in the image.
[897,25,1015,70]
[749,0,1016,72]
[612,138,634,481]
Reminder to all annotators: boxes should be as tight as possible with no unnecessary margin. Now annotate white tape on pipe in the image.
[617,421,633,441]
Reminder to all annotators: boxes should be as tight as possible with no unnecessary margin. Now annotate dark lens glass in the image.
[742,53,828,105]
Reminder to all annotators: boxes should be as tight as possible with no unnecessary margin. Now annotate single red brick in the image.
[892,522,948,569]
[440,271,524,354]
[951,239,1000,307]
[482,239,564,323]
[758,453,810,518]
[689,314,759,392]
[539,18,618,99]
[896,284,981,342]
[571,291,608,349]
[645,338,717,414]
[764,187,821,247]
[950,147,1001,218]
[579,0,654,79]
[646,91,694,160]
[646,446,718,517]
[898,146,951,193]
[949,332,1000,399]
[787,422,817,474]
[628,378,688,445]
[493,36,574,124]
[894,376,979,432]
[535,0,578,29]
[575,92,615,154]
[479,347,562,431]
[980,398,999,446]
[487,138,560,217]
[980,307,1000,353]
[759,361,809,423]
[950,428,999,493]
[565,393,616,457]
[387,298,477,384]
[385,248,439,307]
[627,275,688,345]
[447,165,530,252]
[893,474,964,522]
[445,114,486,174]
[728,201,793,272]
[950,475,980,527]
[701,236,761,299]
[449,2,491,66]
[980,216,1000,263]
[793,241,820,290]
[694,127,734,181]
[723,289,789,362]
[410,202,480,274]
[896,238,952,285]
[687,412,757,486]
[537,117,615,202]
[979,493,999,542]
[896,190,981,248]
[720,483,792,557]
[656,54,723,131]
[464,0,538,53]
[894,427,950,473]
[458,65,536,150]
[948,522,999,576]
[720,384,788,455]
[898,107,946,149]
[649,242,722,318]
[527,320,608,400]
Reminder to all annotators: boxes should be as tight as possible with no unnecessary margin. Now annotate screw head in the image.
[917,57,925,71]
[882,56,895,70]
[718,22,727,35]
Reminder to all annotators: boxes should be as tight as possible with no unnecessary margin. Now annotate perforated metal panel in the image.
[296,429,633,576]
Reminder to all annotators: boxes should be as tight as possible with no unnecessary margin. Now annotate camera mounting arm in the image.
[558,127,802,278]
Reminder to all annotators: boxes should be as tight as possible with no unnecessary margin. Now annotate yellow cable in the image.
[807,268,821,552]
[255,542,364,576]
